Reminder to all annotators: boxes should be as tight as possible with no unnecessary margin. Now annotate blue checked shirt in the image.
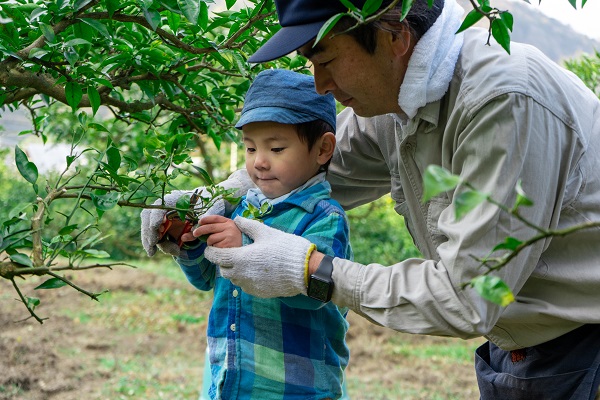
[177,179,353,400]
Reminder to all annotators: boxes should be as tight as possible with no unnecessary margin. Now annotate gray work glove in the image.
[204,217,312,298]
[140,169,255,257]
[140,190,192,257]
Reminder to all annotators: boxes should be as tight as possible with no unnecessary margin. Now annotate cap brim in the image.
[235,106,320,129]
[248,20,325,63]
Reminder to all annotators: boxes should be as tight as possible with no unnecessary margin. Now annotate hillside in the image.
[458,0,599,63]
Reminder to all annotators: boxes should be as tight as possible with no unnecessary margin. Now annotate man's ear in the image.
[316,131,336,166]
[387,25,412,58]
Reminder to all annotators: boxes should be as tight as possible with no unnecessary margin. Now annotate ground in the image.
[0,262,483,400]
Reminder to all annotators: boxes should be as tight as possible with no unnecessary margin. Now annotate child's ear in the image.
[316,132,336,166]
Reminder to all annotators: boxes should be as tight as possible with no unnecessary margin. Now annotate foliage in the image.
[347,195,421,266]
[0,0,305,321]
[564,50,600,99]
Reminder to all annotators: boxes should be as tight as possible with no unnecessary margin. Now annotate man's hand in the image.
[204,217,312,298]
[194,214,243,248]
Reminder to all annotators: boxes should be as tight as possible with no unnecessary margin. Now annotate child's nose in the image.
[254,153,269,169]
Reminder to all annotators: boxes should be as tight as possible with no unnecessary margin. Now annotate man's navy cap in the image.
[235,69,336,130]
[248,0,368,63]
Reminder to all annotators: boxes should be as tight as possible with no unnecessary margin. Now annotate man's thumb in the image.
[233,216,268,239]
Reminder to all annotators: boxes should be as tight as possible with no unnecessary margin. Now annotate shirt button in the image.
[232,289,239,297]
[230,324,236,332]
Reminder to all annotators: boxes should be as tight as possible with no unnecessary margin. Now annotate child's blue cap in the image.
[235,69,336,131]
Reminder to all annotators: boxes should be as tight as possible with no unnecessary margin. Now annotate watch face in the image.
[308,277,330,302]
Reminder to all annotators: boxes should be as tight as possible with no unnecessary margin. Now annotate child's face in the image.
[242,121,324,199]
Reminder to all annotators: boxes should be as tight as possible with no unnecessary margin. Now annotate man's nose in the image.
[313,65,336,95]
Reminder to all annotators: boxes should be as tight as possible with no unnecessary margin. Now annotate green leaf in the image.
[34,277,68,290]
[38,22,55,42]
[225,0,236,9]
[315,13,345,46]
[192,165,214,185]
[83,249,111,258]
[9,252,33,267]
[340,0,360,12]
[513,179,533,210]
[454,190,487,220]
[66,81,83,111]
[15,146,38,184]
[80,18,111,39]
[143,7,161,31]
[500,11,513,32]
[421,165,461,203]
[456,9,484,34]
[58,224,78,235]
[91,190,119,211]
[568,0,577,8]
[26,296,40,311]
[198,1,208,31]
[105,0,119,18]
[471,275,515,307]
[178,0,200,23]
[401,0,414,21]
[87,85,101,116]
[362,0,383,17]
[491,18,510,54]
[175,193,192,221]
[106,146,121,171]
[492,236,522,252]
[74,0,93,11]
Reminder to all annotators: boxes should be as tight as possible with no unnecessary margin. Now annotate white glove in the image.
[140,170,256,257]
[140,190,191,257]
[204,217,312,298]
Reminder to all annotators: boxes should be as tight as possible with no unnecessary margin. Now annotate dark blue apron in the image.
[475,324,600,399]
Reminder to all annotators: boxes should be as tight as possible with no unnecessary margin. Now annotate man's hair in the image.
[296,119,335,171]
[333,0,444,54]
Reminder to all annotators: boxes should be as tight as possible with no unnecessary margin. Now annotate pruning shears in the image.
[161,189,200,247]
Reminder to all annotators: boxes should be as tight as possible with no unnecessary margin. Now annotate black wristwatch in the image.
[307,255,335,302]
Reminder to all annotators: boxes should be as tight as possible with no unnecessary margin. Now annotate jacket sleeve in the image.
[176,241,216,291]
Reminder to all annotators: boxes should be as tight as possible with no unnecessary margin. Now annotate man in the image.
[144,0,600,397]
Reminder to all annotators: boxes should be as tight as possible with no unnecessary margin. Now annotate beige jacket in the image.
[328,28,600,350]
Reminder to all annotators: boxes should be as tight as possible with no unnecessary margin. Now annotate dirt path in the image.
[0,267,481,399]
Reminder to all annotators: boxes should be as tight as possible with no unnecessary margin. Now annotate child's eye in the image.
[246,147,255,153]
[271,147,285,153]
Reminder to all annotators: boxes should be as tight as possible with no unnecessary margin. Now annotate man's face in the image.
[298,31,406,117]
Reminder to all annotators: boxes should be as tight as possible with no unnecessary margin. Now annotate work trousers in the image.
[475,324,600,399]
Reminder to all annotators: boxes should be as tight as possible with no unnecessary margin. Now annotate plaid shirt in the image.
[177,180,353,400]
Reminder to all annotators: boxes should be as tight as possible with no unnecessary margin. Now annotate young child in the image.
[178,69,353,400]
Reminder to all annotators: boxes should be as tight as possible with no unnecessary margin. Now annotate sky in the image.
[513,0,600,40]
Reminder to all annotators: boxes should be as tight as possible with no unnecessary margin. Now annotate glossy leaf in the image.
[65,81,83,110]
[9,252,33,267]
[421,165,461,203]
[492,237,523,252]
[491,18,511,54]
[91,190,119,211]
[513,179,533,210]
[401,0,414,21]
[456,9,484,34]
[15,146,38,184]
[34,277,68,290]
[87,85,101,116]
[362,0,383,17]
[454,189,487,220]
[179,0,200,23]
[315,13,345,46]
[471,275,515,307]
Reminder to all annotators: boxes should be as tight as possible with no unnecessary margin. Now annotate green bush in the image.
[347,195,421,266]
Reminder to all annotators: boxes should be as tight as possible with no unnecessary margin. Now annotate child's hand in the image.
[192,215,243,248]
